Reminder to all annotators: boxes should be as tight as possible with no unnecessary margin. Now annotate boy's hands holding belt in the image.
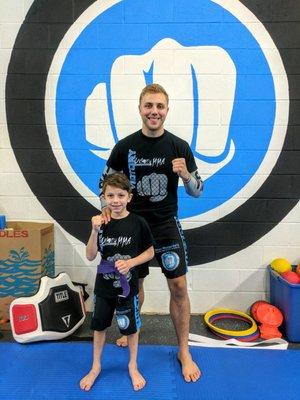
[115,259,134,275]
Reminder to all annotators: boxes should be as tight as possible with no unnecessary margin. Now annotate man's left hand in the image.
[172,158,190,181]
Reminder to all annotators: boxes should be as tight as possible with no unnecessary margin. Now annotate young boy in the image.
[80,173,154,392]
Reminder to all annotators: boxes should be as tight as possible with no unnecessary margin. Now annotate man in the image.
[99,83,203,382]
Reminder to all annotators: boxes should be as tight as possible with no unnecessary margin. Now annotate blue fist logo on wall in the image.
[7,0,294,263]
[49,0,287,221]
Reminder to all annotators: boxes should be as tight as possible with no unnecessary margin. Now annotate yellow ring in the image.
[204,308,258,337]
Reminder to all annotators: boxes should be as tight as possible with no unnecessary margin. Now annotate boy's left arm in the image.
[115,246,154,275]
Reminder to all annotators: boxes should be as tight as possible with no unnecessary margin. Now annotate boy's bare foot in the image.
[129,365,146,391]
[116,335,128,347]
[80,366,101,391]
[178,351,201,383]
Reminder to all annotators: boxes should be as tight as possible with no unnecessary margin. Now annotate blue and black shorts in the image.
[138,217,188,280]
[91,294,141,335]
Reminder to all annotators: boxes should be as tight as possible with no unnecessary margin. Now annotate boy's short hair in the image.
[102,173,132,194]
[139,83,169,105]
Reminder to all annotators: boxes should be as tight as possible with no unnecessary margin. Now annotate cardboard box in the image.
[0,221,54,330]
[269,266,300,342]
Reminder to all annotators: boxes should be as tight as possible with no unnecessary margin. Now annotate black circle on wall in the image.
[5,0,300,265]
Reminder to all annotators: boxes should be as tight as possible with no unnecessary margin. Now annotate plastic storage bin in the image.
[269,266,300,342]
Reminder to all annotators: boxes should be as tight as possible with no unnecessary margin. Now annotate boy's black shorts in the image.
[137,217,188,280]
[91,294,141,335]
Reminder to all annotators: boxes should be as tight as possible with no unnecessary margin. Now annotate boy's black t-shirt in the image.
[105,130,198,224]
[94,213,154,298]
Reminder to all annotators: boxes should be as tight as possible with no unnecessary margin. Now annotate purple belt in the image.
[97,259,130,298]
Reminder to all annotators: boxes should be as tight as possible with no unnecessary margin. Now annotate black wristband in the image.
[183,176,191,184]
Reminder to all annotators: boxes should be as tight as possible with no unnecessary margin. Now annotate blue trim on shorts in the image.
[134,295,141,330]
[92,294,96,317]
[174,216,188,273]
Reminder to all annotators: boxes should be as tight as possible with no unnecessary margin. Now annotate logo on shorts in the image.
[116,315,130,330]
[161,252,180,271]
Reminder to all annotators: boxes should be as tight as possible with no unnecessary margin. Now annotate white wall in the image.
[1,0,299,314]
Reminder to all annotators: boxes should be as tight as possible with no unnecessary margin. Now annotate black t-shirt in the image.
[94,213,154,298]
[105,130,198,223]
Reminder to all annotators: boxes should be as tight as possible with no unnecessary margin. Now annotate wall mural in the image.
[6,0,299,264]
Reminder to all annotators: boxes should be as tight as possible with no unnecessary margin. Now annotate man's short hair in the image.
[102,173,132,194]
[139,83,169,105]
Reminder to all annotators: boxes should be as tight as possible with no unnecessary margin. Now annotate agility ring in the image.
[204,309,260,341]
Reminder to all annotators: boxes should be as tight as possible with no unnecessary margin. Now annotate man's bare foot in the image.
[178,351,201,382]
[116,335,128,347]
[128,365,146,391]
[80,366,101,391]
